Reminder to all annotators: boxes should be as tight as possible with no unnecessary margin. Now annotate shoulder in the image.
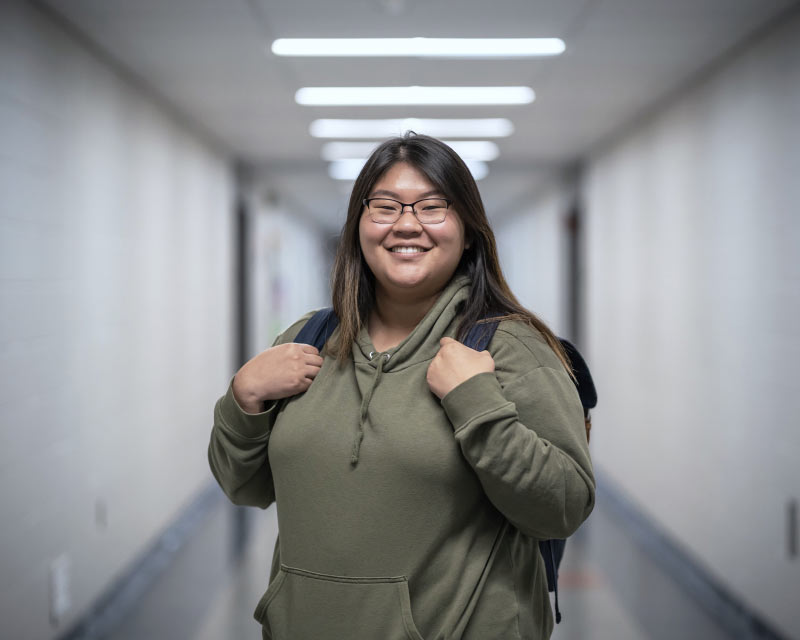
[486,319,581,411]
[273,310,323,346]
[488,318,565,372]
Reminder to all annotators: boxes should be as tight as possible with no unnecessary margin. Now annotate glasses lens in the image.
[414,199,448,224]
[368,199,402,223]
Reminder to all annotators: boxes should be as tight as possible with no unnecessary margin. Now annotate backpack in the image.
[294,308,597,624]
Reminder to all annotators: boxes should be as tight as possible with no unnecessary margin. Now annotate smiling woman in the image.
[208,132,595,640]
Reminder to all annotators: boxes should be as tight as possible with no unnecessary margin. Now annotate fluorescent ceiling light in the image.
[329,158,488,181]
[320,142,382,162]
[321,140,500,162]
[296,86,534,106]
[272,38,565,58]
[328,159,368,181]
[440,141,500,162]
[310,118,514,139]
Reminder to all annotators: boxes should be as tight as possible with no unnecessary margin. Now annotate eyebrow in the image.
[369,189,443,199]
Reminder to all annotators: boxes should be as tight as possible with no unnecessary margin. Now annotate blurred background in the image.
[1,0,799,638]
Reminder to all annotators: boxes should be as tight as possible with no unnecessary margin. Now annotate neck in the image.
[368,287,440,351]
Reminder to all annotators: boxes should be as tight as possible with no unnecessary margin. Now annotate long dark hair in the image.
[329,132,571,374]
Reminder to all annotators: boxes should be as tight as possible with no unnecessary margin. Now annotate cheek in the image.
[358,217,384,270]
[358,215,374,248]
[442,219,467,254]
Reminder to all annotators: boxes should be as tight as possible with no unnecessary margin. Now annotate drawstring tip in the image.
[350,436,363,466]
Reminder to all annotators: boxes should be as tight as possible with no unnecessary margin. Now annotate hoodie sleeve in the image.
[440,325,595,540]
[208,312,315,509]
[208,383,282,508]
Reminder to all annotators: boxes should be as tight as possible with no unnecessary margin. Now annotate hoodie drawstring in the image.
[352,352,389,465]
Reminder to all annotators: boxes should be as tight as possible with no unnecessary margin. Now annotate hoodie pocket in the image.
[254,564,425,640]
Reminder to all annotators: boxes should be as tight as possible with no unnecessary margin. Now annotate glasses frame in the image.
[362,197,452,225]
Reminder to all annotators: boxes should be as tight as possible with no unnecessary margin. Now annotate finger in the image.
[305,354,324,367]
[439,337,456,346]
[304,365,321,379]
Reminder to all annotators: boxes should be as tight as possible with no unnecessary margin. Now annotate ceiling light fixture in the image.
[320,142,381,161]
[329,158,489,181]
[328,159,370,181]
[321,140,500,162]
[310,118,514,139]
[296,86,534,106]
[272,38,565,58]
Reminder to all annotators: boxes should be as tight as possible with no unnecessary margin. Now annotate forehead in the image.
[370,162,439,195]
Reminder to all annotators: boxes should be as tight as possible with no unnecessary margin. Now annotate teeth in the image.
[390,246,426,253]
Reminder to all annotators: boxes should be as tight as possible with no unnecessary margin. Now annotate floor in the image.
[96,488,735,640]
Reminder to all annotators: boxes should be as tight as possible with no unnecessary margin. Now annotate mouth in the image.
[388,246,431,254]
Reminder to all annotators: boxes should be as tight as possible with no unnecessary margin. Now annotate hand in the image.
[232,343,323,413]
[427,337,495,400]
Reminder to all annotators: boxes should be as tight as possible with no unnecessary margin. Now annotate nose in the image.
[393,205,422,231]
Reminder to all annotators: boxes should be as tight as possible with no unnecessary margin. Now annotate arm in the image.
[208,384,281,508]
[208,313,323,508]
[437,329,595,539]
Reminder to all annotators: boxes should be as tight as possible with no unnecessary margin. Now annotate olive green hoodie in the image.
[209,276,594,639]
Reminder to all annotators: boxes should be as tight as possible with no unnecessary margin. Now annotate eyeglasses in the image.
[363,197,452,224]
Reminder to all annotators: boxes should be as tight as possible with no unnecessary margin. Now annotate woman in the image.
[209,133,594,639]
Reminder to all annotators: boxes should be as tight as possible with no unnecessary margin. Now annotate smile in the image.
[389,246,430,254]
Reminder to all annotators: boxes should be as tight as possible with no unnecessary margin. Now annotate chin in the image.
[389,278,429,290]
[382,268,428,287]
[385,275,449,299]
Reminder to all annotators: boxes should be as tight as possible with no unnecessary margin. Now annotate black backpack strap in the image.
[539,540,563,623]
[293,308,339,352]
[558,338,597,412]
[462,319,500,351]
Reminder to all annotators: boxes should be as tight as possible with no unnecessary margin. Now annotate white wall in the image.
[0,2,235,638]
[495,182,574,337]
[245,189,330,355]
[582,11,800,637]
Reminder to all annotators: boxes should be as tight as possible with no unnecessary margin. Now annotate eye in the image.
[369,199,398,210]
[420,199,447,210]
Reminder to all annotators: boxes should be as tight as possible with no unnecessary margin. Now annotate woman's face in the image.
[359,162,467,303]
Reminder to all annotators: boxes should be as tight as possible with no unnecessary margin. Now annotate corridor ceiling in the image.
[42,0,797,231]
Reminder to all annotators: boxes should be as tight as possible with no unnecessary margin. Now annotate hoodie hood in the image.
[353,275,471,371]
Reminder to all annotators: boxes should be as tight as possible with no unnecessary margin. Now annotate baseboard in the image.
[596,469,789,640]
[57,482,224,640]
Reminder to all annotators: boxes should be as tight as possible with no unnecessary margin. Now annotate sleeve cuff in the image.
[441,372,514,433]
[217,378,279,440]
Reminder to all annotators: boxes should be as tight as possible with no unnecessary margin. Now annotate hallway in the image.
[3,1,799,638]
